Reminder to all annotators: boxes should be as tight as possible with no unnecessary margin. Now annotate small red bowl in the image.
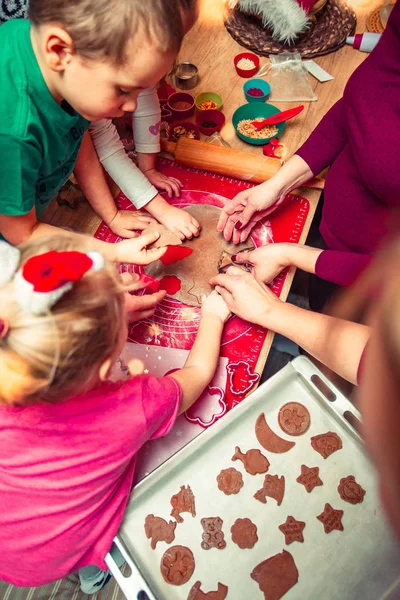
[234,52,260,78]
[196,109,225,135]
[169,121,200,142]
[167,92,195,120]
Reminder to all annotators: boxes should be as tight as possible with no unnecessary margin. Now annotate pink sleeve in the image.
[315,249,372,286]
[139,375,182,440]
[296,99,348,175]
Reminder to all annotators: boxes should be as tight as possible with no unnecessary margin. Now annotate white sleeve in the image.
[132,87,162,154]
[89,119,158,209]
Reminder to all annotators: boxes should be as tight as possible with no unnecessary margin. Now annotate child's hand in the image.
[234,243,292,283]
[200,290,231,324]
[121,272,166,322]
[108,210,156,238]
[158,205,201,241]
[114,232,166,265]
[145,169,183,198]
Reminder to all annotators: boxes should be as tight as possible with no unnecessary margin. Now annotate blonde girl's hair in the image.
[28,0,195,64]
[0,235,126,406]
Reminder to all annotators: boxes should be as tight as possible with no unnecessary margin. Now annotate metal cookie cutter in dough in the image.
[217,246,255,273]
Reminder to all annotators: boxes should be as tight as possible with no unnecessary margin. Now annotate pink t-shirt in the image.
[0,374,181,587]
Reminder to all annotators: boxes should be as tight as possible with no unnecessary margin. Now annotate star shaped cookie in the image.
[278,516,306,545]
[296,464,323,493]
[317,503,344,534]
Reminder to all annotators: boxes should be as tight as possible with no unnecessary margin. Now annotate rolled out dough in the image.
[145,204,250,306]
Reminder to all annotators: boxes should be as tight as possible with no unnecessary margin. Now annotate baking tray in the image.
[107,356,400,600]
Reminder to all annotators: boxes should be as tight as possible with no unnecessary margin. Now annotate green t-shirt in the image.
[0,19,89,225]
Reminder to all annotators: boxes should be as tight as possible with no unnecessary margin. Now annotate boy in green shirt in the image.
[0,0,189,267]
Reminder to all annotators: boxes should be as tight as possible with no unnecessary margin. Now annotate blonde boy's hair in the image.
[0,235,126,405]
[29,0,192,64]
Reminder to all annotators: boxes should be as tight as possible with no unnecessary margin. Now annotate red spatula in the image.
[251,105,304,131]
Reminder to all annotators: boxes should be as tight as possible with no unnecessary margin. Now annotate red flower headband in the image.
[0,242,105,325]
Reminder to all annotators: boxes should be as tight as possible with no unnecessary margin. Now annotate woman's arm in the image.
[210,268,370,385]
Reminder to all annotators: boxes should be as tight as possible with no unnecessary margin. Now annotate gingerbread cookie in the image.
[296,464,323,493]
[338,475,366,504]
[278,516,306,545]
[317,503,344,534]
[160,545,195,586]
[187,581,228,600]
[216,468,243,495]
[170,485,196,523]
[311,431,342,459]
[231,446,270,475]
[254,474,285,505]
[255,413,295,453]
[201,517,226,550]
[251,550,299,600]
[144,514,176,550]
[230,518,258,549]
[278,402,311,436]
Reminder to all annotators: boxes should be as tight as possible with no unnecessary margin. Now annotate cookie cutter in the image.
[217,246,255,274]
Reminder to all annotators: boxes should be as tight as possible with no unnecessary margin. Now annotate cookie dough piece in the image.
[187,581,228,600]
[311,431,343,459]
[231,446,270,475]
[278,402,310,436]
[255,413,295,453]
[144,514,176,549]
[296,464,323,493]
[338,475,366,504]
[170,485,196,523]
[251,550,299,600]
[278,516,306,545]
[201,517,226,550]
[317,503,344,534]
[230,518,258,549]
[142,222,182,248]
[254,474,285,505]
[216,468,244,495]
[160,545,195,586]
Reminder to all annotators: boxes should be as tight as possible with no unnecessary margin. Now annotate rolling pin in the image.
[161,137,324,188]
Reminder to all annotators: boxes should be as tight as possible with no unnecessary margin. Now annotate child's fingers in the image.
[121,229,140,239]
[161,182,173,198]
[120,272,140,286]
[168,179,181,197]
[141,246,167,264]
[181,226,195,240]
[137,231,161,248]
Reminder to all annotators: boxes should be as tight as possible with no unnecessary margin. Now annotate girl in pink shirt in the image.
[0,234,229,593]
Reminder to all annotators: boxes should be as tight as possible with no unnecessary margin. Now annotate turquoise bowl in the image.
[243,79,271,103]
[232,103,285,146]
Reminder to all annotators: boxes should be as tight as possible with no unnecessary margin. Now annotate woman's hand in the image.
[107,210,156,238]
[234,243,293,283]
[200,290,231,324]
[145,169,183,198]
[114,232,166,265]
[209,267,282,327]
[217,180,283,244]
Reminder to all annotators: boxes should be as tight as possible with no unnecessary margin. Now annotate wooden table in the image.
[41,0,384,368]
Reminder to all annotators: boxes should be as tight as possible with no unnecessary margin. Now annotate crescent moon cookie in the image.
[255,413,296,453]
[311,431,343,459]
